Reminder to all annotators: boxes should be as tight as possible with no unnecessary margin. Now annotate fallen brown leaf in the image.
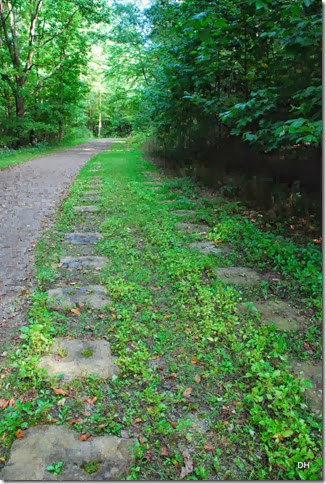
[166,372,178,379]
[68,418,83,425]
[0,399,8,409]
[133,418,142,424]
[182,387,193,398]
[15,429,24,439]
[53,388,69,396]
[85,397,96,405]
[180,451,193,479]
[79,434,92,441]
[160,446,169,456]
[194,374,201,384]
[70,308,81,316]
[204,444,214,451]
[170,421,178,428]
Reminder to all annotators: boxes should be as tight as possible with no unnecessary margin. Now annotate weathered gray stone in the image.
[39,338,120,381]
[215,266,263,285]
[84,190,102,196]
[73,205,100,213]
[144,171,161,179]
[80,196,101,203]
[190,240,229,255]
[171,210,196,217]
[290,360,322,413]
[47,285,110,310]
[60,256,108,270]
[177,223,210,234]
[238,300,305,331]
[64,233,102,244]
[1,425,136,481]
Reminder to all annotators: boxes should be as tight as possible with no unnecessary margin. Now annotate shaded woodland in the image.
[0,0,321,214]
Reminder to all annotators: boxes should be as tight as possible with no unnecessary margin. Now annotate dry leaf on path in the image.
[194,374,201,383]
[182,387,193,398]
[68,418,83,425]
[160,446,169,457]
[180,451,193,479]
[203,444,214,451]
[79,434,92,441]
[0,399,8,409]
[70,308,81,316]
[53,388,69,396]
[15,430,24,439]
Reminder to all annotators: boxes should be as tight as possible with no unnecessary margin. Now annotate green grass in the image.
[0,136,93,171]
[0,143,322,480]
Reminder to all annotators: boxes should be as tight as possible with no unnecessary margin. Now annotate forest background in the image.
[0,0,321,218]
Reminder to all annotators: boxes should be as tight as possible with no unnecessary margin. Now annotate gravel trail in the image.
[0,138,113,349]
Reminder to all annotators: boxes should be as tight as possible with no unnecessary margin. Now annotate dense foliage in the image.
[0,0,108,147]
[102,0,321,158]
[0,0,321,156]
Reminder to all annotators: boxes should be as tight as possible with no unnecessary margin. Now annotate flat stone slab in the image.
[64,233,102,244]
[39,337,120,381]
[80,196,101,203]
[60,256,108,270]
[238,300,305,331]
[84,190,102,196]
[290,360,322,413]
[47,285,110,310]
[215,266,263,285]
[190,240,229,255]
[177,222,210,234]
[73,205,100,213]
[171,210,196,217]
[1,425,136,481]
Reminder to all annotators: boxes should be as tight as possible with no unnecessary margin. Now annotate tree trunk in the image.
[15,94,25,118]
[97,92,102,138]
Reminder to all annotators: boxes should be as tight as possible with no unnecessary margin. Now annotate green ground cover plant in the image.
[0,144,321,480]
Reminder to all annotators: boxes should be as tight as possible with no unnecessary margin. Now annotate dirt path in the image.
[0,139,113,347]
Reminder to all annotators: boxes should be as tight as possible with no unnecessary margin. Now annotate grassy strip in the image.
[208,206,322,314]
[0,144,321,480]
[0,136,93,171]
